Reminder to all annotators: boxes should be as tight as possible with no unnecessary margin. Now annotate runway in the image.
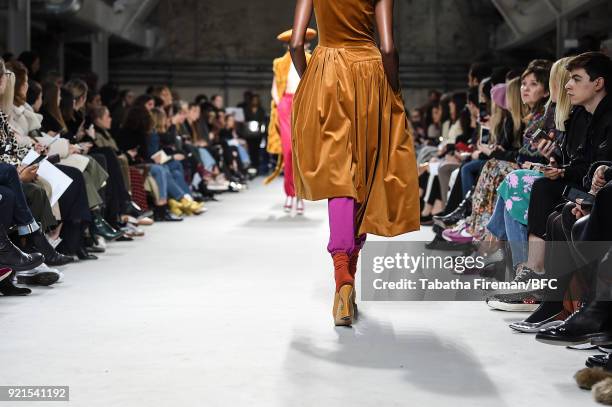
[0,178,595,406]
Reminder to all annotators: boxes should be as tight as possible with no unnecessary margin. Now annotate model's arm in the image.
[374,0,400,92]
[289,0,313,78]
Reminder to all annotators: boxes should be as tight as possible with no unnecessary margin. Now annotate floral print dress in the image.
[496,169,544,225]
[465,108,548,240]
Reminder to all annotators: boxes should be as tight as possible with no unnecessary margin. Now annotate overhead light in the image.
[43,0,82,14]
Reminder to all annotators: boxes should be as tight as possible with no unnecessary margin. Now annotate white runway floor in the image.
[0,178,597,406]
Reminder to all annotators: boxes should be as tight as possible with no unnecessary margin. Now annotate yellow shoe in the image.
[189,200,207,215]
[179,198,195,215]
[168,199,184,217]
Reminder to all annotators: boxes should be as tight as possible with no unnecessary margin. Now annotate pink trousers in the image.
[327,197,367,255]
[277,93,295,197]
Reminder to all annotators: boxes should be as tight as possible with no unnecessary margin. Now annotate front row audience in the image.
[412,51,612,402]
[2,47,612,402]
[0,55,256,295]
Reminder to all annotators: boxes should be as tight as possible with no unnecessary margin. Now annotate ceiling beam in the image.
[491,0,607,50]
[67,0,158,49]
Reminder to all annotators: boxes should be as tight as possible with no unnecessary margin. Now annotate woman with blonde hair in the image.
[485,58,575,312]
[443,61,552,244]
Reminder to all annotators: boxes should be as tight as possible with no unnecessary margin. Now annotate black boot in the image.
[0,225,44,272]
[76,247,98,261]
[0,269,32,296]
[25,229,73,266]
[91,211,123,241]
[536,301,612,346]
[433,189,473,228]
[153,205,183,222]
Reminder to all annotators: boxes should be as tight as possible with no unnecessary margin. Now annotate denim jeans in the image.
[227,140,251,167]
[487,196,528,267]
[198,148,217,172]
[0,163,39,235]
[460,159,486,197]
[149,164,187,201]
[164,160,191,196]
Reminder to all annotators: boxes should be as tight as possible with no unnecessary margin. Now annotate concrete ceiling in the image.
[490,0,609,49]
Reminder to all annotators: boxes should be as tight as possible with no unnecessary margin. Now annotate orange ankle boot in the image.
[332,252,354,326]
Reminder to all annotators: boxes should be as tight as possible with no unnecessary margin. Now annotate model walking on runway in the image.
[290,0,420,326]
[264,28,317,215]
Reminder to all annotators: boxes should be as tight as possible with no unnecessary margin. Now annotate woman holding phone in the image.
[290,0,420,326]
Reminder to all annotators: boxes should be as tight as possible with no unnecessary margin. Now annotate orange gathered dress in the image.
[291,0,420,237]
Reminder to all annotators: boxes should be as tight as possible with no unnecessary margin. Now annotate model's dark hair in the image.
[521,65,551,112]
[59,87,76,123]
[134,94,154,107]
[567,51,612,93]
[26,80,42,106]
[469,62,492,83]
[90,105,109,122]
[527,59,553,71]
[123,104,153,134]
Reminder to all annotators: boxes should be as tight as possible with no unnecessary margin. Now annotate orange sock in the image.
[333,252,353,292]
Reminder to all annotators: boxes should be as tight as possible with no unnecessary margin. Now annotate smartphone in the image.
[563,186,595,207]
[531,128,555,144]
[47,154,60,164]
[25,154,46,168]
[480,127,490,145]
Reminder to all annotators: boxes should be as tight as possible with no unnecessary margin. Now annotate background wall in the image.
[126,0,502,108]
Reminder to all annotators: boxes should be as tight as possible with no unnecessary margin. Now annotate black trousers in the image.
[0,163,36,229]
[245,135,261,170]
[90,147,130,222]
[22,182,57,230]
[542,204,580,299]
[55,165,92,254]
[0,186,16,228]
[527,177,568,238]
[580,182,612,241]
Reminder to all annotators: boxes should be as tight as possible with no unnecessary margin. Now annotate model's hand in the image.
[289,0,313,78]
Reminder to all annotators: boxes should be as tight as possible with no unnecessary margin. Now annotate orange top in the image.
[314,0,377,48]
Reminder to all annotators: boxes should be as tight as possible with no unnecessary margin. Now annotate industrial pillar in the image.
[7,0,31,55]
[91,31,109,85]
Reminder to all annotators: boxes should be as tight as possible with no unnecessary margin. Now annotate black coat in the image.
[562,95,612,188]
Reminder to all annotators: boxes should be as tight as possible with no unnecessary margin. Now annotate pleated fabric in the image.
[291,44,420,237]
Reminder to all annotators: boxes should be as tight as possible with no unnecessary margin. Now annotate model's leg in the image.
[327,197,358,326]
[278,94,295,198]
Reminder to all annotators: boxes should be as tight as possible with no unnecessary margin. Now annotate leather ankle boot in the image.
[0,225,44,272]
[91,212,123,241]
[536,301,612,346]
[25,229,73,266]
[433,189,473,227]
[0,269,31,296]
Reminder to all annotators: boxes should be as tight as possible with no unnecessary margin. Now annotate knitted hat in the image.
[490,83,507,110]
